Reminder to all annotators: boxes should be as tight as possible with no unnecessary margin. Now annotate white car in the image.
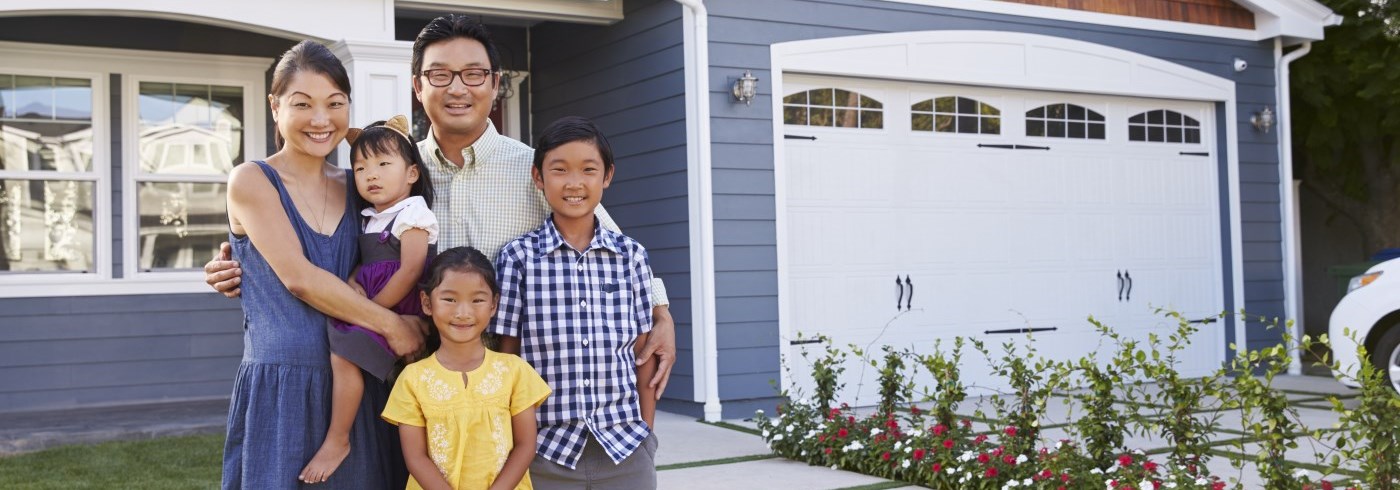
[1329,258,1400,392]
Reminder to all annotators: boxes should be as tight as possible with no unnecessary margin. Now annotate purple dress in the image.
[327,212,434,381]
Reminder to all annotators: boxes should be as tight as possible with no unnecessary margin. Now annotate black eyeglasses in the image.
[419,68,496,88]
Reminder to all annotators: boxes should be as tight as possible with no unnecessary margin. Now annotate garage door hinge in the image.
[984,327,1058,335]
[789,338,823,345]
[785,134,817,140]
[1179,151,1210,156]
[978,144,1051,151]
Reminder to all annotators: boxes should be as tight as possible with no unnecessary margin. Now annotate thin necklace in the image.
[289,164,330,234]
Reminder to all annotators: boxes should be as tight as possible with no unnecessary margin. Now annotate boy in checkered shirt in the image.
[491,116,659,490]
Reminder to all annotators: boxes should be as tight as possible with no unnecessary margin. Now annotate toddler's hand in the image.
[385,317,425,358]
[348,277,367,297]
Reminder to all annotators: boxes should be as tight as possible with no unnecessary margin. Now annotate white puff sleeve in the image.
[390,197,439,245]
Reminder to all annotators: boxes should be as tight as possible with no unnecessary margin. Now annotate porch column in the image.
[329,39,415,168]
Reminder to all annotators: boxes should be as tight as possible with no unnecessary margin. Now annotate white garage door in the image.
[781,75,1225,406]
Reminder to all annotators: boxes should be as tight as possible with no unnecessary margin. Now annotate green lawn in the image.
[0,434,223,489]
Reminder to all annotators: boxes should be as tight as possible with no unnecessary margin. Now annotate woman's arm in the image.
[634,331,656,429]
[489,406,538,490]
[227,164,422,356]
[370,228,429,309]
[398,424,454,490]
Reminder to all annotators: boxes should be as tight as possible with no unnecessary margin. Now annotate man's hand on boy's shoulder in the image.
[205,242,243,298]
[638,305,676,400]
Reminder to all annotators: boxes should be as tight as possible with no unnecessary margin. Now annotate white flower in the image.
[1166,483,1178,489]
[1141,478,1155,489]
[946,466,955,474]
[902,459,911,469]
[761,430,770,438]
[784,424,794,433]
[1016,454,1028,464]
[904,446,913,454]
[870,427,883,437]
[1055,440,1064,449]
[773,434,785,441]
[1293,468,1311,478]
[755,409,765,415]
[893,441,903,451]
[831,465,839,470]
[1006,479,1020,487]
[1022,479,1032,486]
[1090,468,1104,475]
[1195,478,1208,485]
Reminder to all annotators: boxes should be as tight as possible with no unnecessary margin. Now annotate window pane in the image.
[1048,120,1065,138]
[783,106,807,125]
[809,89,833,106]
[1129,113,1146,124]
[1088,111,1105,122]
[911,113,933,131]
[981,117,1001,135]
[0,121,95,172]
[1148,126,1165,142]
[1166,111,1182,125]
[935,97,955,113]
[52,78,91,121]
[1027,107,1045,119]
[783,91,807,105]
[809,107,833,127]
[1167,127,1183,142]
[14,76,52,119]
[1185,128,1201,144]
[912,99,933,112]
[137,182,227,271]
[1068,104,1085,120]
[1129,125,1146,141]
[980,103,1000,117]
[833,89,856,108]
[834,108,859,128]
[859,95,881,109]
[956,97,975,114]
[1184,116,1200,127]
[0,74,12,118]
[859,110,883,129]
[934,115,954,133]
[140,82,243,176]
[1047,104,1067,119]
[1027,120,1045,137]
[0,179,95,273]
[956,116,978,134]
[1148,110,1164,124]
[1087,123,1105,140]
[1067,121,1085,139]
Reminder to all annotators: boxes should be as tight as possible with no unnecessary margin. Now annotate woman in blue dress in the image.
[222,40,422,489]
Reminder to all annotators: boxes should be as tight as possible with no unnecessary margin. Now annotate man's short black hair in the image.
[412,14,501,75]
[532,117,615,175]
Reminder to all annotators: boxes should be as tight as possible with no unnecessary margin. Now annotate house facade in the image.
[0,0,1336,420]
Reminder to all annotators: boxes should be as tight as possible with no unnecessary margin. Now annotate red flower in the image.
[974,434,988,445]
[913,448,926,461]
[837,428,849,438]
[962,419,972,428]
[992,446,1004,457]
[824,448,832,454]
[881,451,891,461]
[910,406,921,415]
[932,463,942,472]
[942,439,955,449]
[818,435,826,442]
[848,415,856,424]
[1320,482,1333,490]
[887,418,899,429]
[977,453,991,464]
[985,467,998,478]
[1143,460,1158,473]
[932,424,948,436]
[1003,455,1016,465]
[1211,482,1226,490]
[1004,426,1018,437]
[1118,454,1134,468]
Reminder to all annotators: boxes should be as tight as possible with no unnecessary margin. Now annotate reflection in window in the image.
[0,180,96,273]
[783,88,883,129]
[911,96,1000,134]
[1129,110,1201,143]
[136,82,243,271]
[1026,103,1106,140]
[0,73,97,273]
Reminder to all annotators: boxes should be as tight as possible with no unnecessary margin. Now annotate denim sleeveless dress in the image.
[222,161,405,489]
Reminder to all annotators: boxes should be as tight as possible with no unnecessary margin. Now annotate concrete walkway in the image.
[0,375,1370,489]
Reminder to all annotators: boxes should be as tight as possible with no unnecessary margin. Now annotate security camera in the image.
[1233,58,1248,72]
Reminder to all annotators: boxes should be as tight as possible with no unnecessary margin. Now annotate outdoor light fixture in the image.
[1251,106,1275,133]
[731,70,758,105]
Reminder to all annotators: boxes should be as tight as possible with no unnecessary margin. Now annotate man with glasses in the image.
[206,14,678,398]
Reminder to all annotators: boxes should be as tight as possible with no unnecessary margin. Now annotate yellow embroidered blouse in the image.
[383,350,551,490]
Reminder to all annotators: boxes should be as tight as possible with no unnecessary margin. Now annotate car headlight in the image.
[1348,271,1383,293]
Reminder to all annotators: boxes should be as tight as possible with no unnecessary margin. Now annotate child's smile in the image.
[533,140,613,224]
[421,269,498,346]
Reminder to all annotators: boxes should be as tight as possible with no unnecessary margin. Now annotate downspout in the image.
[673,0,722,421]
[1277,39,1311,375]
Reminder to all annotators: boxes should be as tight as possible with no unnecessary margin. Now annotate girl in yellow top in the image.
[383,246,550,490]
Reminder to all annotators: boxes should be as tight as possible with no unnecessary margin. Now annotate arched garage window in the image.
[1128,110,1201,143]
[782,88,883,129]
[1026,103,1105,139]
[911,96,1000,134]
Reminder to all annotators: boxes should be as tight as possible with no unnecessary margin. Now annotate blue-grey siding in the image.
[0,18,291,414]
[530,0,696,412]
[702,0,1286,417]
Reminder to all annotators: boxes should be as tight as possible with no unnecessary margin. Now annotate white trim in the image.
[1277,39,1312,374]
[675,0,722,421]
[397,0,625,25]
[0,54,112,290]
[771,30,1247,391]
[0,1,394,43]
[879,0,1338,42]
[503,72,530,141]
[122,69,266,284]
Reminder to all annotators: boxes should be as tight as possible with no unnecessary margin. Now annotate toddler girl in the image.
[383,246,551,489]
[300,115,437,483]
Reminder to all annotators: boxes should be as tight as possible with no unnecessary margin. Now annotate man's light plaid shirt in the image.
[417,121,667,305]
[490,216,654,469]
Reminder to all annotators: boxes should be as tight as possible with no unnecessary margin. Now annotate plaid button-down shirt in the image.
[490,216,654,469]
[418,121,668,306]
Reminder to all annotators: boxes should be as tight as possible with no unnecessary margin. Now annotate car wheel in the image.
[1371,326,1400,394]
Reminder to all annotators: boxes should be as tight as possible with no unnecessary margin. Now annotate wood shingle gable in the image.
[998,0,1256,29]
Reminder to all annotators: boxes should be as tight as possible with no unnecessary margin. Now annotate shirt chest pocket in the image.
[599,279,637,335]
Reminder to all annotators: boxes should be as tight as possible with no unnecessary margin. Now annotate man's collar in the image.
[539,215,622,255]
[421,120,504,170]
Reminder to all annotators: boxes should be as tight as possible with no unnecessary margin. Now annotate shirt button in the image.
[577,263,584,271]
[580,300,588,309]
[582,339,589,346]
[583,379,591,387]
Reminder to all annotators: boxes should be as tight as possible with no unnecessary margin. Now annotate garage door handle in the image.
[1179,151,1210,156]
[1124,271,1133,301]
[978,144,1017,149]
[904,275,914,310]
[785,134,817,140]
[1117,271,1124,301]
[790,338,823,345]
[895,276,904,311]
[1015,144,1050,150]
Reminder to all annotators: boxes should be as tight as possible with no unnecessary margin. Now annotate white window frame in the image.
[0,41,267,298]
[122,72,264,286]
